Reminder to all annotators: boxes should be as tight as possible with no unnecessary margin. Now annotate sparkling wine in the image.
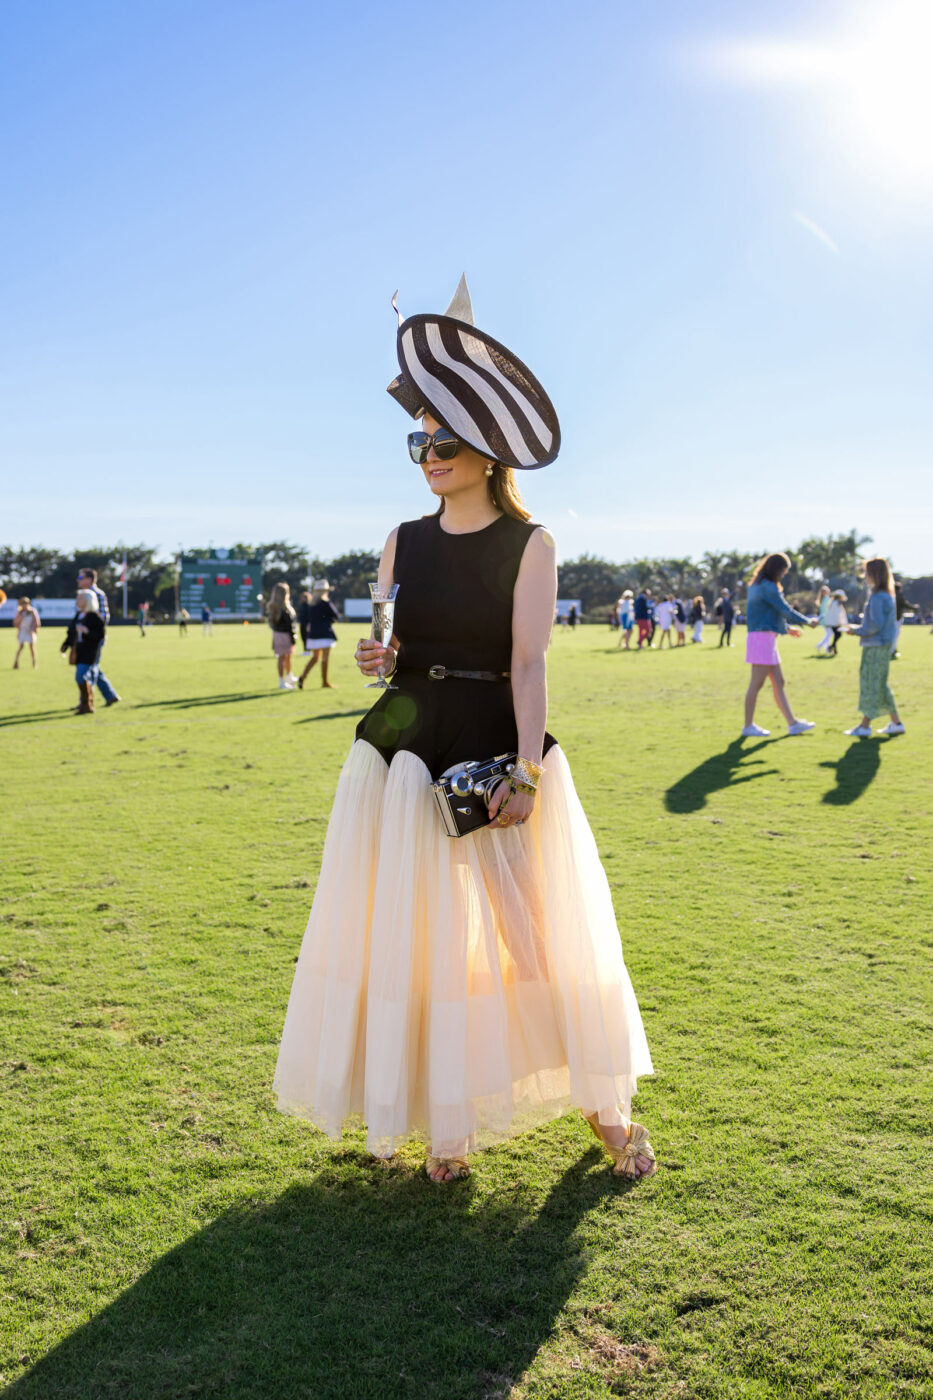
[371,599,395,648]
[367,583,400,690]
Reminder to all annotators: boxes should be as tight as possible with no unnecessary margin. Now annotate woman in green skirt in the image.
[842,557,905,738]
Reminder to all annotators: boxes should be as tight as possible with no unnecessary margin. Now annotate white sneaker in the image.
[843,724,872,738]
[741,723,770,737]
[284,676,298,688]
[279,678,289,689]
[877,721,905,736]
[787,719,816,735]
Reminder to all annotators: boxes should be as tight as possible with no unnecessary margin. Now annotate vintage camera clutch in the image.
[432,754,517,838]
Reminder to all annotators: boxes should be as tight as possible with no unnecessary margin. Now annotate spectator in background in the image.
[201,604,213,636]
[616,591,635,649]
[842,557,904,737]
[12,597,41,669]
[633,589,651,649]
[741,552,816,738]
[892,581,918,659]
[689,595,706,643]
[177,607,189,635]
[297,590,314,650]
[76,567,120,706]
[815,585,833,654]
[826,590,848,656]
[268,581,298,689]
[717,589,735,648]
[568,603,579,631]
[654,595,674,649]
[61,588,105,715]
[298,579,340,690]
[673,597,687,646]
[137,602,148,636]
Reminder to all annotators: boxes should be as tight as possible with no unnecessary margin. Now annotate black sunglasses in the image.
[408,429,461,464]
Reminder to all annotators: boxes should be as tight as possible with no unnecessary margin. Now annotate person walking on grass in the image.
[61,589,105,715]
[616,591,635,649]
[298,579,340,690]
[717,588,735,648]
[177,607,189,635]
[201,604,213,636]
[76,568,121,706]
[673,596,687,646]
[841,557,905,737]
[815,585,833,653]
[274,276,655,1186]
[689,595,706,643]
[825,590,848,656]
[742,552,817,738]
[268,581,298,688]
[654,595,674,649]
[634,589,651,648]
[12,597,40,668]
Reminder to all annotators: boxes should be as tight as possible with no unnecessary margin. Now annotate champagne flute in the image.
[367,583,399,689]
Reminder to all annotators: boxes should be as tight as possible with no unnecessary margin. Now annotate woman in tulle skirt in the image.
[273,279,656,1182]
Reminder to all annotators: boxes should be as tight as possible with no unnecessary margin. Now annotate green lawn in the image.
[2,621,931,1400]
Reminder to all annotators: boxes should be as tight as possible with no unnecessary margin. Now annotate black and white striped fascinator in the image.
[387,275,561,470]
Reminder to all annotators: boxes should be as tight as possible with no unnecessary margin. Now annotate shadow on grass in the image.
[132,691,281,711]
[665,737,779,813]
[819,738,888,805]
[0,707,80,728]
[4,1148,623,1400]
[295,708,369,724]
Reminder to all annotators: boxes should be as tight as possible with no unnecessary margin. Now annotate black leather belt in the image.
[416,665,511,682]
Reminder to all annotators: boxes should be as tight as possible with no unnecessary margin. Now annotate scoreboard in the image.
[179,549,264,620]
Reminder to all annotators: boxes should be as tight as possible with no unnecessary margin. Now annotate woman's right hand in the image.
[355,638,396,677]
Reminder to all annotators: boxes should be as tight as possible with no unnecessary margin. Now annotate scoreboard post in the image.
[179,549,264,620]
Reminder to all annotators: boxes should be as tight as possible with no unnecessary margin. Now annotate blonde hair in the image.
[18,596,31,609]
[863,557,894,595]
[268,581,294,625]
[77,589,99,612]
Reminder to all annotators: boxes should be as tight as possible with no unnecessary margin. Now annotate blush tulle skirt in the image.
[273,741,654,1159]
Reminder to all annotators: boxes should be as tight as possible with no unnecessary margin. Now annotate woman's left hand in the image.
[487,780,535,829]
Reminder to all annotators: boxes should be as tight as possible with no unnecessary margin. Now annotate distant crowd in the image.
[3,554,926,738]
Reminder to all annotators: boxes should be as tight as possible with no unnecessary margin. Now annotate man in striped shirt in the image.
[76,568,121,706]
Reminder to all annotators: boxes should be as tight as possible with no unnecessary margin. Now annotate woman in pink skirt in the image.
[268,581,298,689]
[742,553,817,738]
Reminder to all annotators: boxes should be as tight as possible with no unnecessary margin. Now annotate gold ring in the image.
[497,814,509,826]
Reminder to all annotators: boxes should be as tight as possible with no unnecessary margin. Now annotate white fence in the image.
[0,598,76,624]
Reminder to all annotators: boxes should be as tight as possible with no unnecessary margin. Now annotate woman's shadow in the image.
[5,1146,623,1400]
[664,738,779,814]
[820,739,886,805]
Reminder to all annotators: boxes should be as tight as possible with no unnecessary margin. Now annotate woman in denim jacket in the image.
[742,553,817,738]
[841,557,905,737]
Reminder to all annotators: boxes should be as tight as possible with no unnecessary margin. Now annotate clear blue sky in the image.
[2,0,931,571]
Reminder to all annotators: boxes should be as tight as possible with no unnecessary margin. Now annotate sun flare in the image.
[699,0,933,200]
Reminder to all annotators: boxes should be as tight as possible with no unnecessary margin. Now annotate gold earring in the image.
[485,463,494,477]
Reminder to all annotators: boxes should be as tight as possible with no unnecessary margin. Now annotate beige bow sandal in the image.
[425,1153,471,1183]
[585,1113,657,1179]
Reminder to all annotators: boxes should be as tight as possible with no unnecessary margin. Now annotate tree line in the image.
[3,530,932,619]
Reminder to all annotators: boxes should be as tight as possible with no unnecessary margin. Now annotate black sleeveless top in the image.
[356,512,558,779]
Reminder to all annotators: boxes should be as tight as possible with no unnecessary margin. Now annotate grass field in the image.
[2,620,931,1400]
